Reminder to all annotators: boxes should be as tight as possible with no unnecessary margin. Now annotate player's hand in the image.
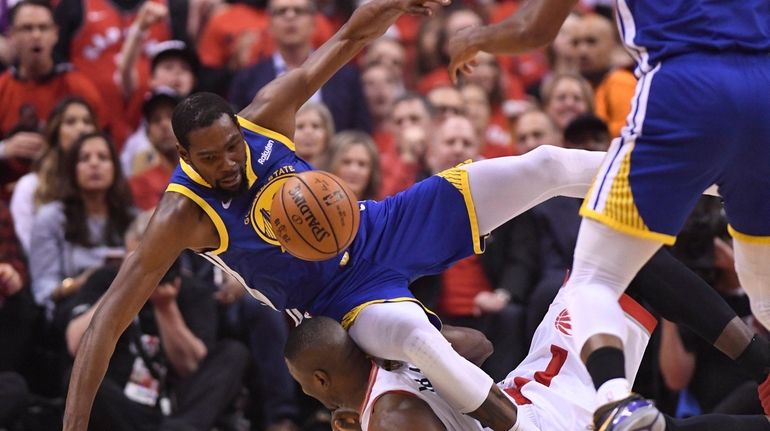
[2,132,45,160]
[448,26,480,84]
[135,1,168,31]
[396,0,450,17]
[0,263,23,299]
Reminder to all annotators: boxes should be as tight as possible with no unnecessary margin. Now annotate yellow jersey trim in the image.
[244,145,258,187]
[180,159,212,188]
[580,207,676,245]
[341,297,441,330]
[436,162,483,254]
[165,183,229,255]
[236,115,296,152]
[728,225,770,244]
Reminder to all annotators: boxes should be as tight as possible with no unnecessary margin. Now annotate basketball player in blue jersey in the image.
[448,0,770,430]
[62,0,614,428]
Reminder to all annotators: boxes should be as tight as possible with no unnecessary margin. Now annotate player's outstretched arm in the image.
[240,0,449,140]
[448,0,577,82]
[62,193,219,431]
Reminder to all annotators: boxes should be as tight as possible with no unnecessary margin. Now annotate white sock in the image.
[734,239,770,328]
[596,378,632,406]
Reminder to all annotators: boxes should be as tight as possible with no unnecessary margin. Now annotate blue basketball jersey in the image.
[167,116,344,318]
[615,0,770,73]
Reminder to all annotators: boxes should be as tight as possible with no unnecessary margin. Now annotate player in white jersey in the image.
[286,250,770,431]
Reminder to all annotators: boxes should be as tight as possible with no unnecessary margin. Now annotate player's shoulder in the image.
[151,190,219,250]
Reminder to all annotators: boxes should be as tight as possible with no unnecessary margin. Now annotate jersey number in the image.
[504,344,568,405]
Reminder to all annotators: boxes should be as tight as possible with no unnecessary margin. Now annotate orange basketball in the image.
[270,171,360,261]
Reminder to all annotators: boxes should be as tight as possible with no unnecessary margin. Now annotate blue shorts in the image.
[309,168,482,327]
[581,52,770,245]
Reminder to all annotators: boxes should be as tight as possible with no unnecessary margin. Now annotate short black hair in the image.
[563,114,609,148]
[284,316,346,363]
[392,91,435,117]
[171,92,237,150]
[9,0,53,26]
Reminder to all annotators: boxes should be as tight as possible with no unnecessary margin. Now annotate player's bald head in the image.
[285,316,360,370]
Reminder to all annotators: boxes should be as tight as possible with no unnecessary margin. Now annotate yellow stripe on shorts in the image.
[436,161,483,254]
[580,144,677,245]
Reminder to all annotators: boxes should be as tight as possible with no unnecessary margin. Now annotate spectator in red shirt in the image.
[0,0,105,150]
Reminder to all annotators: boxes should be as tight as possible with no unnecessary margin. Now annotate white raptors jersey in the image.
[497,289,656,431]
[359,362,484,431]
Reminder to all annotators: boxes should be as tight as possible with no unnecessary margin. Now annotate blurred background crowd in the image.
[0,0,765,429]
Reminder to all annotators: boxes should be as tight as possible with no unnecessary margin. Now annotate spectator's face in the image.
[464,52,498,96]
[516,111,562,153]
[269,0,315,48]
[573,15,614,76]
[76,137,115,193]
[365,39,405,78]
[427,87,465,120]
[362,65,400,123]
[429,116,478,173]
[391,99,430,131]
[147,103,177,156]
[151,58,195,96]
[295,108,328,161]
[551,14,580,70]
[460,84,491,135]
[10,5,58,68]
[443,9,482,55]
[334,143,371,199]
[546,77,590,130]
[59,103,96,151]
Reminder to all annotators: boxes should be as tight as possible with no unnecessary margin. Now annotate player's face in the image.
[286,361,340,410]
[182,115,248,198]
[10,5,58,68]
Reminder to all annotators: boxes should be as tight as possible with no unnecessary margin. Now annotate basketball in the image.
[270,171,361,261]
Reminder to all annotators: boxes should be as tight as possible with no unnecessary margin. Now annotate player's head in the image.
[172,92,247,198]
[284,317,371,411]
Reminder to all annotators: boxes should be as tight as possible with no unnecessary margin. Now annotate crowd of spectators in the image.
[0,0,764,429]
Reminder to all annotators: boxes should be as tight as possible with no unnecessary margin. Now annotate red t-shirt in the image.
[0,67,107,134]
[438,255,493,317]
[128,163,173,210]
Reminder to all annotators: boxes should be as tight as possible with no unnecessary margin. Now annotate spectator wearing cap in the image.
[53,0,175,146]
[120,87,181,179]
[228,0,371,133]
[120,39,198,135]
[0,0,106,202]
[127,89,181,210]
